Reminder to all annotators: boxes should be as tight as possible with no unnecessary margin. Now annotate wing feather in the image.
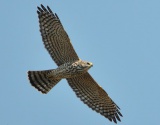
[67,72,122,123]
[37,4,79,66]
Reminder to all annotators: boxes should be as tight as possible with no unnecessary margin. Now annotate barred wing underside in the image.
[67,72,122,123]
[37,5,79,66]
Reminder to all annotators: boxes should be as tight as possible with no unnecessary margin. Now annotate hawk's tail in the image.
[27,70,61,94]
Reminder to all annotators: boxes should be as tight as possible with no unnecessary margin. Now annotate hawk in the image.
[28,4,123,123]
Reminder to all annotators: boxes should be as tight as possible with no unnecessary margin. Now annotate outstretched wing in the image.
[37,4,79,66]
[67,72,123,123]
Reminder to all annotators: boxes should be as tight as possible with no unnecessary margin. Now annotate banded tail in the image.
[28,69,61,94]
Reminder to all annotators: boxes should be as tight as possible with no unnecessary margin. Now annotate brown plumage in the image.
[37,5,79,66]
[28,4,123,123]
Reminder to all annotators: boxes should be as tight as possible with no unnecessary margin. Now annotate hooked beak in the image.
[90,62,93,67]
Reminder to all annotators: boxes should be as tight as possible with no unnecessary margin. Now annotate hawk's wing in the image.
[67,72,122,123]
[37,5,79,66]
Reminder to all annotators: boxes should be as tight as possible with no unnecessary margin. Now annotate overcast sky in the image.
[1,0,160,125]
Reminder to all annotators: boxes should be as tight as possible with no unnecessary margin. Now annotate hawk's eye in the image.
[87,62,90,65]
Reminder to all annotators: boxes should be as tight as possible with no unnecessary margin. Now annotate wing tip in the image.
[37,4,54,15]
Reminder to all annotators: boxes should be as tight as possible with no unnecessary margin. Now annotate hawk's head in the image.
[73,60,93,72]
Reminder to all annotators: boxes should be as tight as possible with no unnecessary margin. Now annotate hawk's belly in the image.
[51,60,92,79]
[53,66,87,79]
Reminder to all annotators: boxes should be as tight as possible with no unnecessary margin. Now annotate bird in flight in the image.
[28,4,122,123]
